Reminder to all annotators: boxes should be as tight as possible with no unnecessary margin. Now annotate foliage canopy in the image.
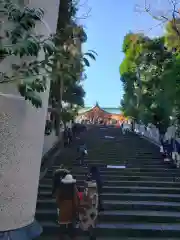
[120,25,180,129]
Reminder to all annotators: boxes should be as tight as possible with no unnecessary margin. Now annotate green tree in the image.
[0,0,56,107]
[120,33,145,120]
[137,37,173,126]
[120,33,175,129]
[48,0,97,136]
[134,1,180,130]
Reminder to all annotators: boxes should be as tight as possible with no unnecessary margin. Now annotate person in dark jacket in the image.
[87,166,104,212]
[72,124,77,137]
[63,127,69,147]
[77,143,88,165]
[68,127,73,145]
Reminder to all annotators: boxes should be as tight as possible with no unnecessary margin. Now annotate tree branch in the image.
[135,0,180,36]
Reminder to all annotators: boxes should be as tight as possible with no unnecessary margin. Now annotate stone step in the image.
[37,237,180,240]
[41,175,179,183]
[56,158,163,163]
[86,156,162,161]
[92,151,160,155]
[126,162,166,166]
[91,171,180,177]
[36,209,180,223]
[103,186,180,194]
[39,221,180,238]
[82,154,161,158]
[126,165,175,169]
[39,180,180,188]
[54,159,166,165]
[39,184,180,194]
[72,161,165,166]
[46,169,179,178]
[87,150,160,154]
[38,191,180,202]
[46,170,179,179]
[129,153,161,157]
[49,167,180,174]
[36,199,180,212]
[74,164,172,169]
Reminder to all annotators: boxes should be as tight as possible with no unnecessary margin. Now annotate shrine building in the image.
[76,103,127,124]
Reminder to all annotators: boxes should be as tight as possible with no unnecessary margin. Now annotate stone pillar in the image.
[0,0,60,231]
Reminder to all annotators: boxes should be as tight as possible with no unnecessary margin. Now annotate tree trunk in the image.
[56,0,72,34]
[54,0,72,138]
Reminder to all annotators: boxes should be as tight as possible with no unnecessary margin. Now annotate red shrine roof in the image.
[78,104,122,115]
[78,104,126,120]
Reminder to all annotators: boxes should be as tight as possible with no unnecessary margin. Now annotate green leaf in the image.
[43,40,56,56]
[18,82,42,108]
[83,57,90,67]
[88,50,98,56]
[84,52,96,60]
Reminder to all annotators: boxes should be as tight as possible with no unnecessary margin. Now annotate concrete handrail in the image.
[134,123,180,168]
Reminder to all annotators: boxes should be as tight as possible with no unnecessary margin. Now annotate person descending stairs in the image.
[36,126,180,239]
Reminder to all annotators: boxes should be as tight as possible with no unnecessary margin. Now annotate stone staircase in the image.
[36,126,180,239]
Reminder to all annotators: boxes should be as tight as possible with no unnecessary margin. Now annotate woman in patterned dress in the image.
[78,180,98,240]
[87,166,104,212]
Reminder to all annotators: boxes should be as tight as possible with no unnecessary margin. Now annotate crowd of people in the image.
[63,124,88,148]
[52,164,103,240]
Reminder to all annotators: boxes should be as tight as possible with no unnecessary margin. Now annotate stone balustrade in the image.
[134,123,160,144]
[134,123,180,168]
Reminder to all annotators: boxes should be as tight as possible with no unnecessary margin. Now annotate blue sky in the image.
[78,0,168,107]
